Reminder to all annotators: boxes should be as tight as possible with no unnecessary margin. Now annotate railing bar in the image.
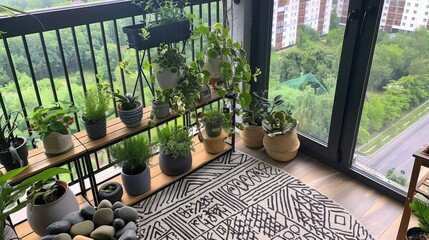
[100,22,117,110]
[22,36,42,106]
[113,19,127,95]
[71,27,87,95]
[56,29,80,131]
[94,152,101,170]
[208,2,212,27]
[39,32,58,102]
[0,93,8,121]
[67,162,75,182]
[148,49,154,98]
[199,3,203,52]
[136,50,145,107]
[190,6,195,61]
[216,0,220,23]
[86,24,99,80]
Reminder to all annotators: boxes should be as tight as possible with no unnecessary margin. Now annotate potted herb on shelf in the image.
[201,109,226,138]
[153,44,186,89]
[151,88,172,120]
[157,126,194,176]
[0,167,70,240]
[81,82,111,140]
[28,103,78,156]
[0,110,29,171]
[408,199,429,239]
[110,134,155,196]
[196,108,230,154]
[237,91,284,149]
[262,109,299,162]
[123,0,192,50]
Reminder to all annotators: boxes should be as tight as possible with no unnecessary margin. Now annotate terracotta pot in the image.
[155,66,181,89]
[43,131,74,157]
[202,130,227,154]
[263,129,300,162]
[117,101,143,128]
[26,181,79,236]
[240,126,265,148]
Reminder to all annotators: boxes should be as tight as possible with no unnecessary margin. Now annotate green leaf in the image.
[239,92,252,108]
[218,90,226,97]
[214,23,223,30]
[0,167,27,184]
[207,48,218,59]
[187,13,196,19]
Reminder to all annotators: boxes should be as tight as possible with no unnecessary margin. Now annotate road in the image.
[356,113,429,179]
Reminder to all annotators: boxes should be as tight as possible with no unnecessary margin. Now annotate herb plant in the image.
[28,103,78,139]
[110,134,155,175]
[157,125,194,159]
[83,82,111,122]
[202,109,227,128]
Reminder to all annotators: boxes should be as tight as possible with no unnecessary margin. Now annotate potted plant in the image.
[123,0,192,50]
[151,88,172,120]
[201,109,226,138]
[81,82,111,140]
[0,167,69,240]
[262,110,299,162]
[408,199,429,239]
[28,103,78,156]
[153,44,186,89]
[237,91,284,148]
[112,90,143,128]
[195,109,230,154]
[110,134,154,196]
[194,22,261,109]
[26,177,79,236]
[98,182,123,203]
[157,126,194,176]
[0,110,28,171]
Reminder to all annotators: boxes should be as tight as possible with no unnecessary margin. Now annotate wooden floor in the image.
[236,137,415,240]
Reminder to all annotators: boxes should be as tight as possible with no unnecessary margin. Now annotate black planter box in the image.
[123,20,191,50]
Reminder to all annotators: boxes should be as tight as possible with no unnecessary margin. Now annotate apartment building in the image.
[271,0,333,51]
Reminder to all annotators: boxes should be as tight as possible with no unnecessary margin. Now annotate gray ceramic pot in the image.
[205,120,223,137]
[117,101,143,128]
[82,116,107,140]
[0,136,28,171]
[121,166,151,196]
[152,102,170,119]
[159,151,192,176]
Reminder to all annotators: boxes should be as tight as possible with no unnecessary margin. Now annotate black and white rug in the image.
[133,151,374,240]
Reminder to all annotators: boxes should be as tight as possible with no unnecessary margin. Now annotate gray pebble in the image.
[118,229,137,240]
[47,220,71,234]
[112,218,125,229]
[115,222,137,239]
[97,199,113,209]
[118,206,138,223]
[63,211,85,225]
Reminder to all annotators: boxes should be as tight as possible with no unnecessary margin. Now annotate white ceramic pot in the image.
[263,129,300,162]
[26,181,79,236]
[204,55,222,79]
[155,66,181,89]
[240,126,265,148]
[42,131,74,156]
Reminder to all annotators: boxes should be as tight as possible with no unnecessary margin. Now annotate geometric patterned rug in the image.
[133,151,374,240]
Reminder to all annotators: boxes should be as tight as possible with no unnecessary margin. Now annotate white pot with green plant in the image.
[154,44,186,89]
[26,178,79,236]
[28,103,77,156]
[0,167,70,240]
[0,110,29,171]
[82,82,111,140]
[262,109,299,162]
[157,126,194,176]
[110,134,155,196]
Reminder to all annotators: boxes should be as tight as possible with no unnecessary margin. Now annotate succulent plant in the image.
[262,110,297,137]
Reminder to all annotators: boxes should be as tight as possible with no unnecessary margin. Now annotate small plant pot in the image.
[205,120,223,138]
[26,181,79,236]
[240,126,265,148]
[82,116,107,140]
[123,20,191,50]
[43,131,74,157]
[202,130,227,154]
[263,129,300,162]
[117,101,143,128]
[152,102,170,119]
[406,227,428,239]
[197,83,212,104]
[155,66,182,89]
[159,151,192,176]
[98,182,123,203]
[121,167,151,196]
[0,136,28,171]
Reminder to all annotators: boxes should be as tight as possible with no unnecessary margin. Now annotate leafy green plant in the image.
[82,82,111,122]
[132,0,189,27]
[110,134,155,175]
[410,199,429,236]
[154,44,186,74]
[153,88,172,105]
[193,22,261,108]
[27,178,64,205]
[0,167,70,238]
[28,103,78,139]
[262,110,298,137]
[115,60,141,111]
[156,125,194,159]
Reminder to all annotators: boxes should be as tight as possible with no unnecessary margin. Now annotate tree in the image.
[329,9,339,30]
[296,25,320,49]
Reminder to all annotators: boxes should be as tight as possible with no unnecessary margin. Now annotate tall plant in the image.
[83,82,111,122]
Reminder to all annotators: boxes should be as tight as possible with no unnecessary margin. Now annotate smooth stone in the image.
[70,220,94,237]
[92,208,114,227]
[118,230,137,240]
[115,222,137,238]
[80,205,96,220]
[53,233,72,240]
[41,235,56,240]
[47,220,71,234]
[112,202,124,210]
[90,225,115,240]
[97,199,113,209]
[64,211,85,225]
[72,235,93,240]
[118,206,138,223]
[112,218,125,229]
[114,208,120,218]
